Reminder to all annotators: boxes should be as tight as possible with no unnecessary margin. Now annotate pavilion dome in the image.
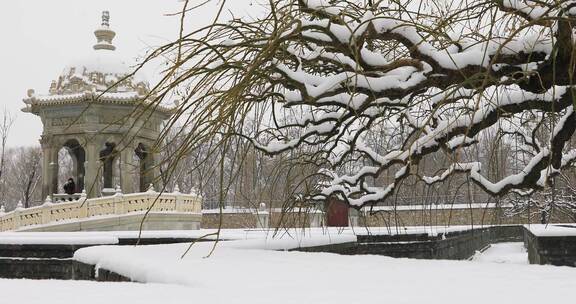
[49,11,149,96]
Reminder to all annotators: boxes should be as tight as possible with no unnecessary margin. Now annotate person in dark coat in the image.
[63,178,76,195]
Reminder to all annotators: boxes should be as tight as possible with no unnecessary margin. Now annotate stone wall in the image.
[202,210,323,229]
[294,225,524,260]
[524,228,576,266]
[201,206,574,229]
[0,259,94,280]
[202,213,258,229]
[359,206,574,227]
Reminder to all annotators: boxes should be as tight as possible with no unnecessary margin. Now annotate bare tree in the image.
[0,108,14,202]
[5,147,42,208]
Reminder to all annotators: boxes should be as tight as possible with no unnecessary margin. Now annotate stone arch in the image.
[57,138,86,193]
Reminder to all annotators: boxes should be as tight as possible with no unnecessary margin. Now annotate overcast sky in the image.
[0,1,258,148]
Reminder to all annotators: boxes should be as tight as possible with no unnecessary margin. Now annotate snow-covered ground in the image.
[2,228,575,304]
[525,224,576,237]
[471,242,529,264]
[71,236,574,304]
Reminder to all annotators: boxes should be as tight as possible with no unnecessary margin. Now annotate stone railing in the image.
[0,188,202,232]
[52,193,83,202]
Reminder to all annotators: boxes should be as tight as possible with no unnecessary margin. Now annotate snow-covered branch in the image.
[145,0,576,208]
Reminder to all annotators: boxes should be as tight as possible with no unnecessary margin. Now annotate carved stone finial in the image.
[173,184,180,193]
[44,196,53,206]
[16,201,24,210]
[147,184,156,193]
[49,81,58,94]
[0,205,5,214]
[115,185,123,196]
[81,189,87,198]
[94,10,116,51]
[102,11,110,27]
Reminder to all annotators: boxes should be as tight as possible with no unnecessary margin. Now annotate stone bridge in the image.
[0,189,202,232]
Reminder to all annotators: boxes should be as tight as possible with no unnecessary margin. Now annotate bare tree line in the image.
[0,109,42,210]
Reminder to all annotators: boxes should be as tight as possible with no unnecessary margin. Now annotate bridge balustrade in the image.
[0,190,202,232]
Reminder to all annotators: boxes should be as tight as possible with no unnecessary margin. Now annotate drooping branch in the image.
[143,0,576,208]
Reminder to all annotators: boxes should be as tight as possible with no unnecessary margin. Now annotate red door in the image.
[326,198,349,227]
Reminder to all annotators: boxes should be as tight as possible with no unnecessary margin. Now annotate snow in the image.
[503,0,548,20]
[471,242,528,264]
[72,234,576,304]
[33,91,141,103]
[64,49,130,77]
[525,224,576,237]
[0,227,574,303]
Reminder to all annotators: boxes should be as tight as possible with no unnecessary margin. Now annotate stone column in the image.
[40,136,60,199]
[151,151,162,191]
[120,146,135,194]
[41,143,55,200]
[84,138,101,198]
[50,151,59,195]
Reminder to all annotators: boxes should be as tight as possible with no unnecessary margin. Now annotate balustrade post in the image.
[0,205,5,231]
[147,184,156,211]
[78,190,88,218]
[13,210,21,231]
[190,188,202,213]
[114,186,125,215]
[255,203,270,229]
[192,197,199,213]
[174,185,184,212]
[41,196,53,225]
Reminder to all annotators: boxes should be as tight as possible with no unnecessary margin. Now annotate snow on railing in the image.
[0,189,201,232]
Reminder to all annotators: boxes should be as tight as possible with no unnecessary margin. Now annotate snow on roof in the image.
[63,48,131,78]
[33,91,140,103]
[23,11,150,103]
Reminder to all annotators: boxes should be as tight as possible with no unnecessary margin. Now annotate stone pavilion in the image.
[22,11,173,199]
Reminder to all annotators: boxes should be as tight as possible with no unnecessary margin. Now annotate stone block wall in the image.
[202,213,258,229]
[201,206,574,229]
[294,225,524,260]
[201,211,322,229]
[359,207,574,227]
[524,228,576,266]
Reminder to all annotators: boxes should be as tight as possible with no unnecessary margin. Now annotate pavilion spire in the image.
[93,11,116,51]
